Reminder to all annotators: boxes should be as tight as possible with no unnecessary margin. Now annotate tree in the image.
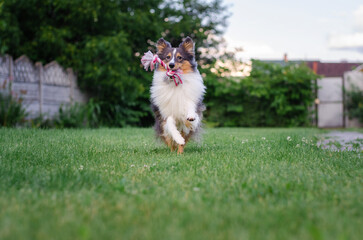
[0,0,229,126]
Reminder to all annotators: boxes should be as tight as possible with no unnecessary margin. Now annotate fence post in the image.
[314,78,318,127]
[36,62,43,115]
[67,68,74,104]
[8,55,14,93]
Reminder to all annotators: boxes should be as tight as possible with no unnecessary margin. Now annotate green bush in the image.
[204,60,319,127]
[54,99,102,128]
[0,90,28,127]
[24,99,102,129]
[28,114,54,129]
[346,86,363,123]
[54,103,87,128]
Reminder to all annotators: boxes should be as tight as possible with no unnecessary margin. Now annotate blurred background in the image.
[0,0,362,128]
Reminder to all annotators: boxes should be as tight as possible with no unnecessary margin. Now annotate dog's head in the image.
[156,37,196,73]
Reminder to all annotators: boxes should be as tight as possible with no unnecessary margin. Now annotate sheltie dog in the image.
[150,37,206,154]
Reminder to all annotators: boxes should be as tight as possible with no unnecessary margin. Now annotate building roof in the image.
[304,61,362,77]
[261,59,362,77]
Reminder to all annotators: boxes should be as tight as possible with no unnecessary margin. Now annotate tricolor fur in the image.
[150,37,206,154]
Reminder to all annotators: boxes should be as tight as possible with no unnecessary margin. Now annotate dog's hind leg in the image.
[165,116,185,145]
[164,135,177,152]
[177,132,191,154]
[177,144,184,154]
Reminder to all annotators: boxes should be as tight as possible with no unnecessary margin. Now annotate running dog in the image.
[150,37,206,154]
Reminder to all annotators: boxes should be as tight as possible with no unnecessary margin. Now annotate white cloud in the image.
[329,33,363,51]
[225,37,277,60]
[354,5,363,31]
[328,5,363,53]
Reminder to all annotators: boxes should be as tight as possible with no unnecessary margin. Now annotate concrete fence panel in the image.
[0,54,87,119]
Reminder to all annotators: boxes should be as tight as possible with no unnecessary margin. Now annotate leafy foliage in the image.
[0,90,28,127]
[54,103,89,129]
[204,60,319,127]
[55,100,102,128]
[346,86,363,123]
[30,100,102,129]
[0,0,228,127]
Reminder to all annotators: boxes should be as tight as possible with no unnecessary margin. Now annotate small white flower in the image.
[144,165,148,168]
[296,144,300,148]
[262,137,266,140]
[287,136,292,141]
[79,165,84,170]
[130,164,135,168]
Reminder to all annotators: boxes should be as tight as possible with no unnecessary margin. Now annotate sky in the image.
[223,0,363,62]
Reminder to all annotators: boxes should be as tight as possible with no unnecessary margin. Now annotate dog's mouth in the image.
[165,69,183,83]
[172,69,183,74]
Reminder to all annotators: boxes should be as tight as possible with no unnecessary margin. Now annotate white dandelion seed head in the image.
[287,136,292,141]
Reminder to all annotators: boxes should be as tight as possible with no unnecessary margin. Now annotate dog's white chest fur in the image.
[151,70,205,121]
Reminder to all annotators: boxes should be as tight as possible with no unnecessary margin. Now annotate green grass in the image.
[0,128,362,240]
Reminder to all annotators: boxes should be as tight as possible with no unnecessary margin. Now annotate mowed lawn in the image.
[0,128,362,240]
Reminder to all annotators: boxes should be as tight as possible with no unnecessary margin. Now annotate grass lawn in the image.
[0,128,362,240]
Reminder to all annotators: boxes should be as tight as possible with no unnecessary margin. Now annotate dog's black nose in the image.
[169,63,175,69]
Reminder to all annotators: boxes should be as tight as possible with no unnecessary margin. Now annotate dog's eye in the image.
[177,56,183,61]
[166,55,171,60]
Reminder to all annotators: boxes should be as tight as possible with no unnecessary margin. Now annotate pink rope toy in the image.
[141,50,183,86]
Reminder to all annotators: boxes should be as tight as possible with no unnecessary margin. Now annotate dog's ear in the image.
[179,36,194,56]
[156,38,171,53]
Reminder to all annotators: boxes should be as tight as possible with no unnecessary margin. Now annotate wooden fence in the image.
[0,55,87,119]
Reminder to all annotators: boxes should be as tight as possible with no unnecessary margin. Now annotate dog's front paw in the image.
[174,135,185,145]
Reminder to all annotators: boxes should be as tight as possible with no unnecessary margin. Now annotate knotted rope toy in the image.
[141,51,183,86]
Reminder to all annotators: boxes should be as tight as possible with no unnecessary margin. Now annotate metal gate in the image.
[317,77,344,128]
[316,64,363,128]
